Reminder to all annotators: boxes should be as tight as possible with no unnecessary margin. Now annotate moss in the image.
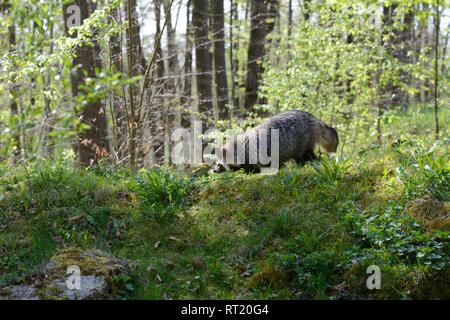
[344,261,450,300]
[36,248,128,299]
[343,261,365,294]
[0,288,11,296]
[1,135,448,299]
[402,267,450,299]
[49,247,125,276]
[249,262,289,287]
[38,284,66,300]
[403,197,450,232]
[188,163,213,177]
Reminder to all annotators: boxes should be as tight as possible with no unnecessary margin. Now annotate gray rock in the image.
[0,248,129,300]
[0,285,39,300]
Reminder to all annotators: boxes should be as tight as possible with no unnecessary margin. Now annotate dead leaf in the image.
[330,281,347,294]
[234,265,246,273]
[69,214,85,223]
[163,293,171,300]
[192,257,205,270]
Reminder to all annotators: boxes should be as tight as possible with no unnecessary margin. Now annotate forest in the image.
[0,0,448,300]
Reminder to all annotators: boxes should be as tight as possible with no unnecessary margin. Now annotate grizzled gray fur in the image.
[213,110,339,173]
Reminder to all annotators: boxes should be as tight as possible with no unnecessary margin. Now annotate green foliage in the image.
[0,159,127,285]
[343,203,449,271]
[271,247,336,299]
[114,274,135,300]
[0,214,56,284]
[397,141,450,201]
[128,168,194,221]
[0,0,449,300]
[269,208,295,237]
[0,0,125,160]
[260,0,447,155]
[76,68,141,110]
[312,156,351,184]
[136,275,164,300]
[0,135,449,299]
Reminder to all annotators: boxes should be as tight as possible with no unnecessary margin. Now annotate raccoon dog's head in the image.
[212,146,230,173]
[327,126,339,152]
[212,162,229,173]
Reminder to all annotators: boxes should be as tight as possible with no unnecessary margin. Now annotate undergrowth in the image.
[0,124,448,300]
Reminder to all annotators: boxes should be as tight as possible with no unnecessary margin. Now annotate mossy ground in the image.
[0,110,448,300]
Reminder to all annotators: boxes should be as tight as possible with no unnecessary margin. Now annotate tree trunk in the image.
[162,0,178,166]
[434,1,439,140]
[126,0,147,77]
[163,0,178,124]
[425,3,432,102]
[43,23,54,158]
[382,4,399,107]
[181,0,192,129]
[419,8,427,103]
[244,0,266,111]
[346,31,354,105]
[303,0,311,21]
[211,0,229,120]
[396,7,414,108]
[125,0,148,167]
[91,0,110,153]
[148,0,166,166]
[63,0,109,167]
[287,0,293,37]
[229,0,239,109]
[109,5,127,162]
[192,0,213,120]
[244,0,278,112]
[7,3,21,162]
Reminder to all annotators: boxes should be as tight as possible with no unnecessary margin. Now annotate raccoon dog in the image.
[213,110,338,173]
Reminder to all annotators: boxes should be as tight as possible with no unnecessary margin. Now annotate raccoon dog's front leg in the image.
[296,149,319,166]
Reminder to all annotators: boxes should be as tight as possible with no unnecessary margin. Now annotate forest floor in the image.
[0,109,449,299]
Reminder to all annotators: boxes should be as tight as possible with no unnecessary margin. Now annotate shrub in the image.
[129,168,193,221]
[397,143,449,201]
[312,156,351,185]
